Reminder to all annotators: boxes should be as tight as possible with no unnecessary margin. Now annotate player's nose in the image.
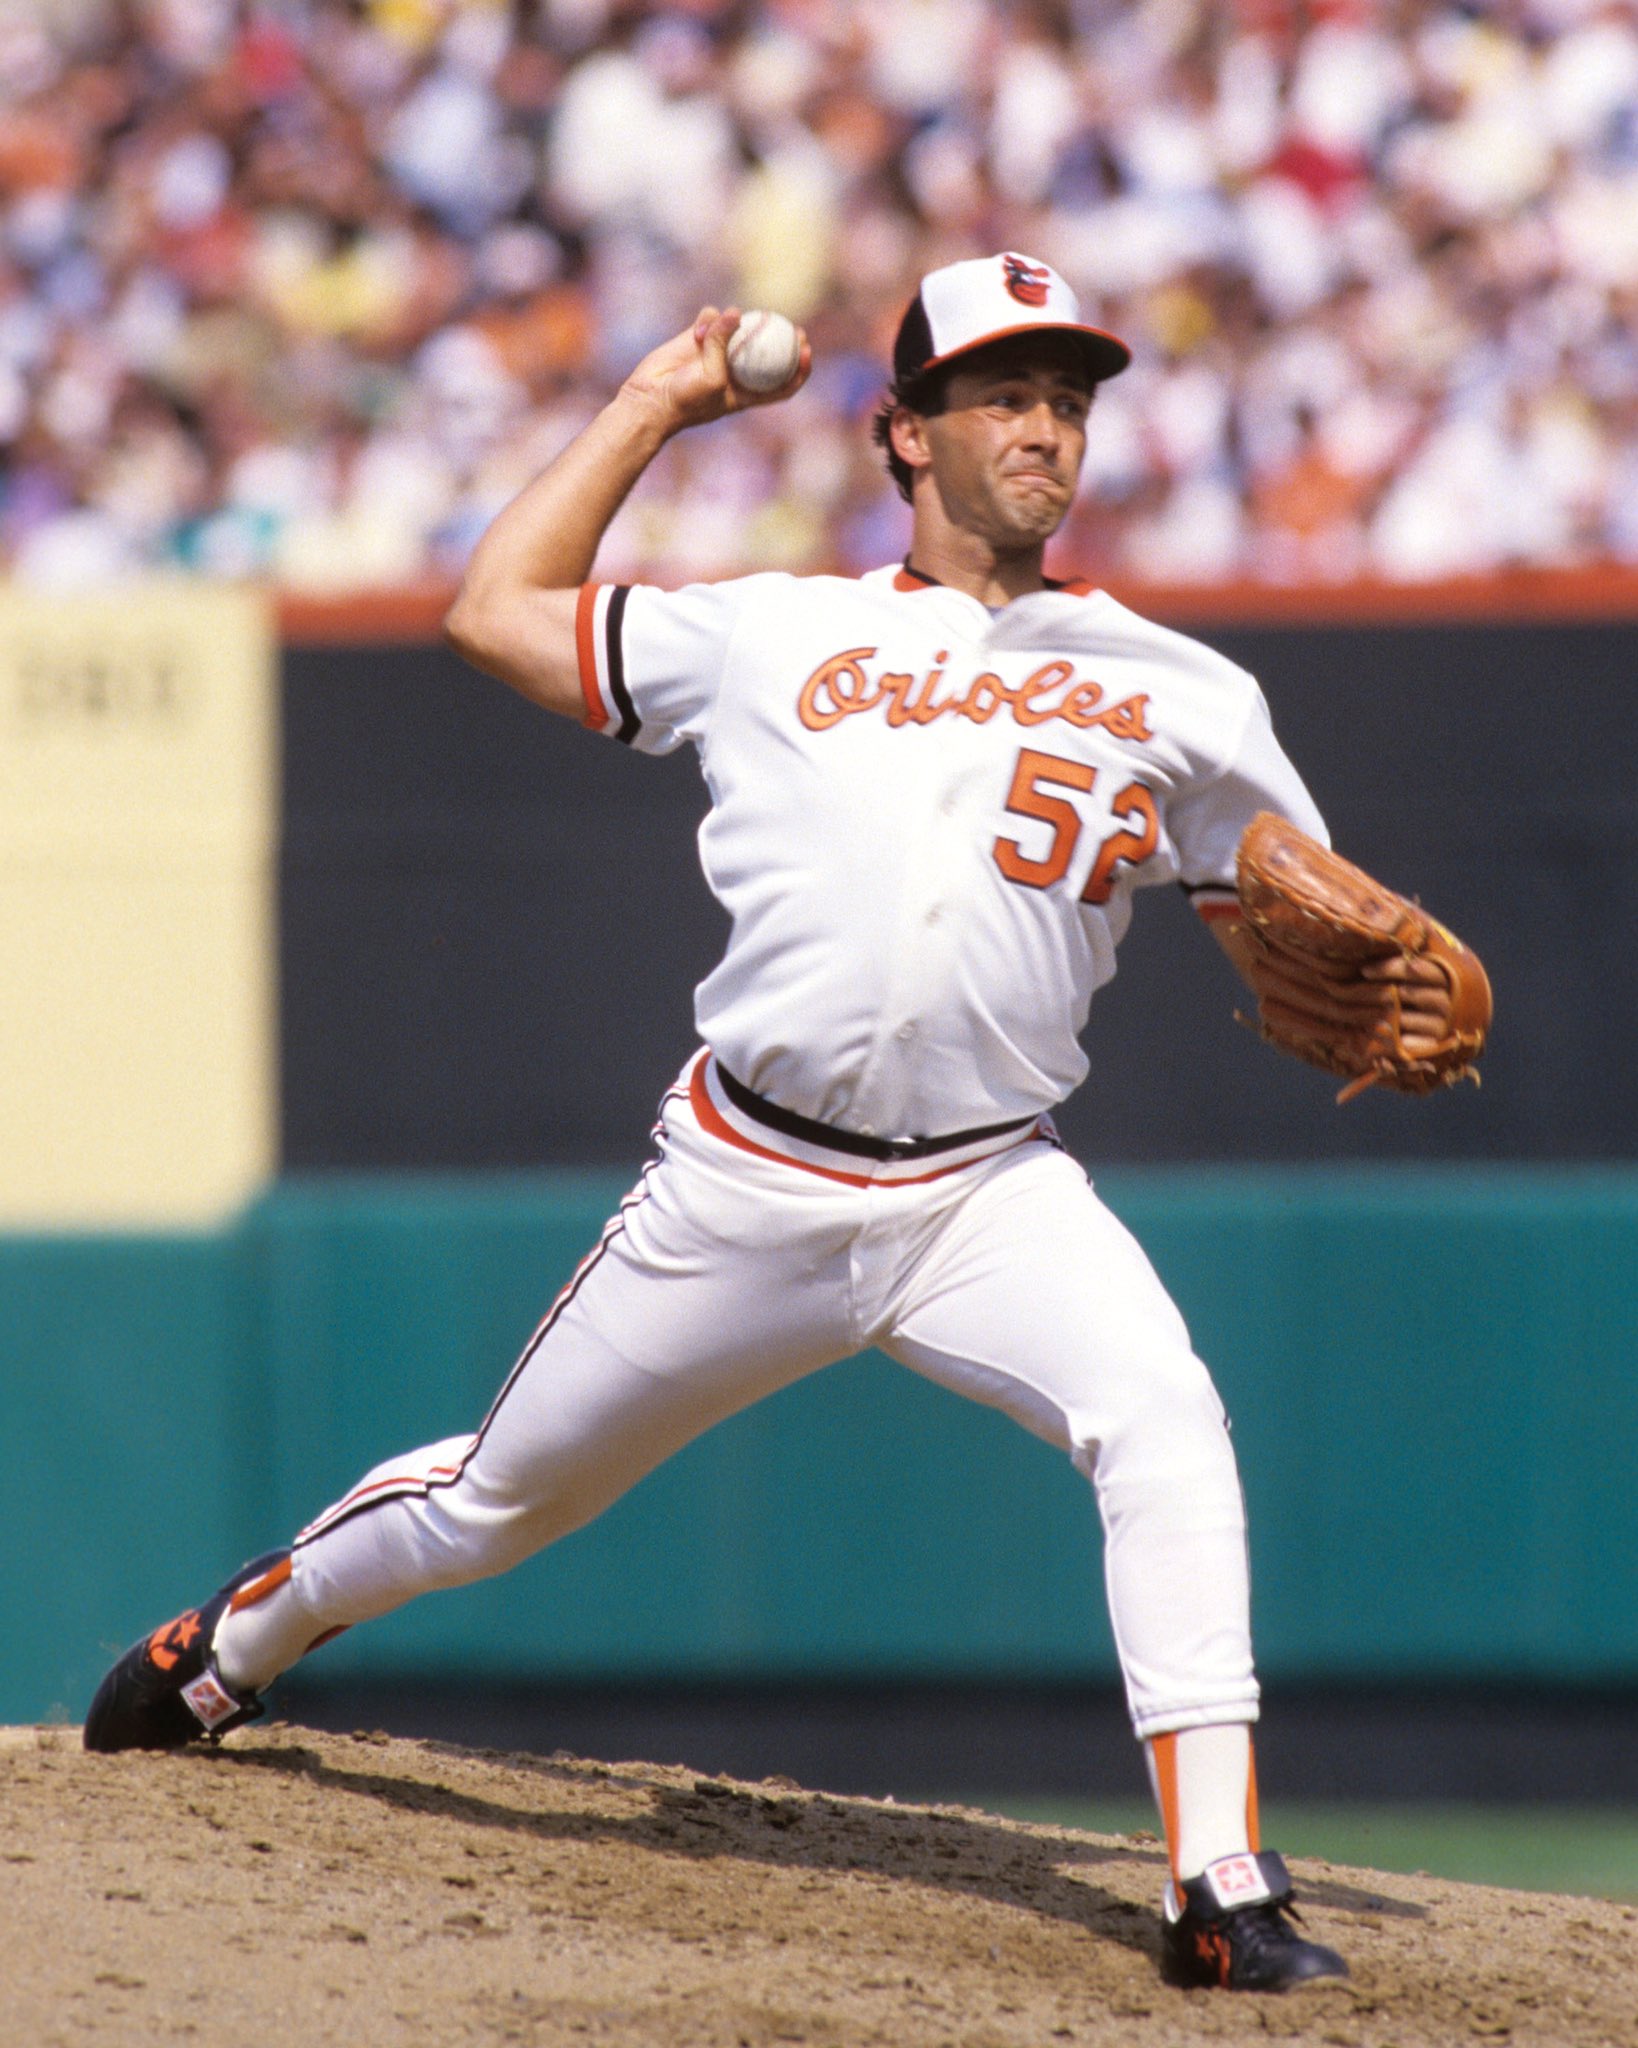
[1017,399,1065,451]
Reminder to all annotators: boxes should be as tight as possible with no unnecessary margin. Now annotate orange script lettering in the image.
[796,648,1153,742]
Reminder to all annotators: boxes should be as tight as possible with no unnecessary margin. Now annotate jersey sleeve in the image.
[574,578,745,755]
[1169,685,1329,921]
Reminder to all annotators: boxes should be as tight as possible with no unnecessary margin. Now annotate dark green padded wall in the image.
[9,1169,1636,1723]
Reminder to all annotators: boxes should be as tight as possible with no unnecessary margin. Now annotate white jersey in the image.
[575,563,1326,1140]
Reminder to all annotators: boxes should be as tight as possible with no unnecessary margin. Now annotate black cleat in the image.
[1161,1850,1350,1992]
[83,1551,291,1753]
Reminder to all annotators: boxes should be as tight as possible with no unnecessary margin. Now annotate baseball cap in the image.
[891,252,1131,391]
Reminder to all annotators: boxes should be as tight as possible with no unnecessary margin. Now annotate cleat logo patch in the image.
[180,1669,240,1731]
[1204,1853,1274,1910]
[146,1609,202,1672]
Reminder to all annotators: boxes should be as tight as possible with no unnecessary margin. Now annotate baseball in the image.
[727,310,801,395]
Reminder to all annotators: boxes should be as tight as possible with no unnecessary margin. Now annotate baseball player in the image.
[85,253,1469,1990]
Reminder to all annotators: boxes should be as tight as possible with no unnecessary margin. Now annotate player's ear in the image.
[889,406,934,476]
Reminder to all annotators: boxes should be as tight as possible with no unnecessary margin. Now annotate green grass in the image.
[969,1798,1638,1903]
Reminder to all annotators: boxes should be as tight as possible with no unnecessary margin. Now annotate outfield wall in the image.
[12,1168,1637,1725]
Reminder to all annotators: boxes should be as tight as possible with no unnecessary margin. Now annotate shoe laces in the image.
[1230,1896,1307,1957]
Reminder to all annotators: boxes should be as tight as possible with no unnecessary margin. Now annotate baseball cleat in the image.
[83,1550,291,1753]
[1160,1850,1349,1992]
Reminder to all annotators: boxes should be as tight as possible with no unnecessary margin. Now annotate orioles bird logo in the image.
[1002,255,1052,306]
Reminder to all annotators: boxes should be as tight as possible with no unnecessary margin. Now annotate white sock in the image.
[1145,1722,1257,1881]
[212,1560,324,1695]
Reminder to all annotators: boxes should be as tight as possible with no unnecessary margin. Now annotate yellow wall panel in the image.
[0,584,277,1226]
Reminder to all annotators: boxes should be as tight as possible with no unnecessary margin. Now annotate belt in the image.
[714,1063,1036,1164]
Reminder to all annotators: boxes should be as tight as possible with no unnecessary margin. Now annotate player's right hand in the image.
[619,308,811,437]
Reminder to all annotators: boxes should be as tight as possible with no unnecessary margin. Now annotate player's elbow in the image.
[442,582,519,685]
[440,582,585,719]
[441,584,488,667]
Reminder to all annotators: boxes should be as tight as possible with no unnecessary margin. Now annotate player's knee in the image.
[1088,1355,1236,1483]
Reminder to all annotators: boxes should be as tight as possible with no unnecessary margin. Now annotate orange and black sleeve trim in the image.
[1182,879,1240,922]
[574,582,641,745]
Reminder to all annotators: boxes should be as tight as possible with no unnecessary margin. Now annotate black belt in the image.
[715,1063,1035,1164]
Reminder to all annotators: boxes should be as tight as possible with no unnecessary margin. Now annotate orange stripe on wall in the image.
[276,565,1638,645]
[1100,563,1638,627]
[278,586,456,644]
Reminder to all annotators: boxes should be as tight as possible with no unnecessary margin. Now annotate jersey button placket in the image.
[857,714,964,1128]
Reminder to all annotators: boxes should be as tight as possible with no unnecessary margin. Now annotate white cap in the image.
[891,252,1131,390]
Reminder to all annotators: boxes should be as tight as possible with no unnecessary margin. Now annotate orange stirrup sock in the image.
[213,1558,321,1694]
[1146,1724,1257,1883]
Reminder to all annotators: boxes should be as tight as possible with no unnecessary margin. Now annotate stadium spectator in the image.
[3,0,1636,592]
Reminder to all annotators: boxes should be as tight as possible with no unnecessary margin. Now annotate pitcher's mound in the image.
[7,1723,1632,2045]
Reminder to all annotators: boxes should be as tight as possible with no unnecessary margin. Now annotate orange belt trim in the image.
[689,1058,1025,1190]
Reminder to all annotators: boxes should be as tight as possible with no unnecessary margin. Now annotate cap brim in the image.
[917,320,1132,385]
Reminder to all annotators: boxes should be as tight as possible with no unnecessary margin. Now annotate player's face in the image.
[913,341,1093,550]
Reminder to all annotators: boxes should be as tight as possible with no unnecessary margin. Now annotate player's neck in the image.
[903,520,1051,608]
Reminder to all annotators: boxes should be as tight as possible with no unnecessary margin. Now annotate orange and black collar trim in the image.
[892,559,1096,598]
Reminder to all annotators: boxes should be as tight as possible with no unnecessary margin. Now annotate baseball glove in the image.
[1233,811,1492,1104]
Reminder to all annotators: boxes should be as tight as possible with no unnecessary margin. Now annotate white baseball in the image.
[726,310,801,395]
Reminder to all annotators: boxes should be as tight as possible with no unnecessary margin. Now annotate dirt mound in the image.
[3,1723,1632,2046]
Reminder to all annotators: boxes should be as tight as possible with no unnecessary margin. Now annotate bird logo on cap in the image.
[1001,255,1052,306]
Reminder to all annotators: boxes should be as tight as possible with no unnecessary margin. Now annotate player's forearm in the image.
[460,388,670,606]
[444,308,807,717]
[442,388,672,714]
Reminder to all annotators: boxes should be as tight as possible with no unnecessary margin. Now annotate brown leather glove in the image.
[1233,811,1492,1104]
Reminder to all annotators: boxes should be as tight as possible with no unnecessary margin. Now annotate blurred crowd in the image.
[3,0,1637,593]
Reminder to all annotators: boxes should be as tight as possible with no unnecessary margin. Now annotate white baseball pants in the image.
[242,1055,1260,1739]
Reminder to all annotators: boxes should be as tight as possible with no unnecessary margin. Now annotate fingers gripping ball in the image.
[727,310,802,395]
[1233,811,1492,1104]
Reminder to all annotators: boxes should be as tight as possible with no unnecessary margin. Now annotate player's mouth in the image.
[1004,467,1068,495]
